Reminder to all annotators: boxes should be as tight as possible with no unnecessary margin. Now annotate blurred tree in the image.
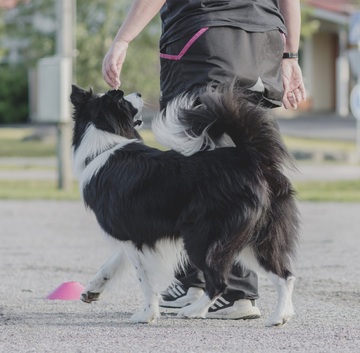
[0,8,8,60]
[0,0,326,124]
[0,0,160,108]
[76,0,160,105]
[0,0,55,123]
[2,0,56,65]
[300,1,321,41]
[0,64,28,123]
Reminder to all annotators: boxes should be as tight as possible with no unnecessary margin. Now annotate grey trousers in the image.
[159,26,285,299]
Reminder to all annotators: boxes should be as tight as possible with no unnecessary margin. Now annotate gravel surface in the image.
[1,200,359,353]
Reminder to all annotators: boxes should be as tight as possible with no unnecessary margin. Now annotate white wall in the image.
[311,32,336,111]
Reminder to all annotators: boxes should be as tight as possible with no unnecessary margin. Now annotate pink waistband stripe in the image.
[160,27,209,61]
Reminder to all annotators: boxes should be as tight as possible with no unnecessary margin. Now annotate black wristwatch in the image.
[282,52,298,59]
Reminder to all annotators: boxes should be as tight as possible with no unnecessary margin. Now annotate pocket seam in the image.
[160,27,209,61]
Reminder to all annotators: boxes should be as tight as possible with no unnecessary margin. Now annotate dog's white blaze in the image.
[124,93,143,112]
[73,123,137,186]
[79,145,119,190]
[152,95,216,156]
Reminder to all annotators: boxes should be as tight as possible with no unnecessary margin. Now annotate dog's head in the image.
[70,85,143,147]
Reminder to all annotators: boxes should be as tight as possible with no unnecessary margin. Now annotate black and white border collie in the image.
[70,83,300,326]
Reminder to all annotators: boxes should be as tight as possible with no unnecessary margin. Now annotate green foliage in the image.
[0,180,80,200]
[3,0,56,66]
[75,0,161,103]
[0,0,322,124]
[0,64,29,124]
[295,179,360,202]
[1,0,161,113]
[300,1,321,41]
[0,9,7,59]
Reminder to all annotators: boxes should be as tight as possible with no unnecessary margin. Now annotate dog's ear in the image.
[70,85,92,105]
[105,89,124,101]
[106,89,124,102]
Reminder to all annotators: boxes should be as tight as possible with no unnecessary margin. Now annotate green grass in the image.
[0,180,80,200]
[0,127,56,157]
[0,176,359,202]
[0,126,359,201]
[0,126,356,157]
[294,179,360,202]
[0,127,165,157]
[283,136,355,154]
[0,165,54,171]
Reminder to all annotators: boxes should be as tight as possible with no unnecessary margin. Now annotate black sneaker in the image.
[159,283,204,308]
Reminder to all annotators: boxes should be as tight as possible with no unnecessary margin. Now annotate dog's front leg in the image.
[81,246,128,303]
[126,251,161,324]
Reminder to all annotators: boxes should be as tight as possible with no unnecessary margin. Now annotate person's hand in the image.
[102,40,129,89]
[281,59,306,109]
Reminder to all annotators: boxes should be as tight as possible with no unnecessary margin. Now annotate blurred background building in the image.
[300,0,359,116]
[0,0,359,123]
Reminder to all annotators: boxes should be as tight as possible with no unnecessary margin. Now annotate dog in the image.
[70,82,300,326]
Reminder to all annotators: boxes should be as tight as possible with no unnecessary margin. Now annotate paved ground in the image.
[276,112,358,142]
[1,115,359,352]
[0,201,359,353]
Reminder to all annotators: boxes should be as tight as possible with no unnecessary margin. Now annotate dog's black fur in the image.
[70,83,300,325]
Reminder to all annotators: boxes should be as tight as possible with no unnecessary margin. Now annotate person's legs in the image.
[159,27,284,318]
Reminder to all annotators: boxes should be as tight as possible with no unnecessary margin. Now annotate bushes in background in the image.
[0,64,29,124]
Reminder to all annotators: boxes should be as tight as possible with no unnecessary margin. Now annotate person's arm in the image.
[102,0,166,89]
[279,0,306,109]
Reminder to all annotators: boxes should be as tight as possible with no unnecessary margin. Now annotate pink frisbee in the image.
[46,281,85,300]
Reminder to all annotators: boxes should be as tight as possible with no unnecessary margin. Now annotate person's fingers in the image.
[293,88,303,104]
[110,62,121,88]
[299,82,307,101]
[283,90,297,110]
[289,91,297,109]
[102,58,120,89]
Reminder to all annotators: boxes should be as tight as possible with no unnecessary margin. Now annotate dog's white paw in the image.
[177,304,207,319]
[130,309,160,323]
[265,313,293,327]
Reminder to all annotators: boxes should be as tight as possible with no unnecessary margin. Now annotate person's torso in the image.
[160,0,286,48]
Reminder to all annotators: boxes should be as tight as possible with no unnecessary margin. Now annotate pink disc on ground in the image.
[46,282,85,300]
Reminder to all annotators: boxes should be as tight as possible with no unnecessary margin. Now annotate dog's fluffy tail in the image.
[153,81,294,170]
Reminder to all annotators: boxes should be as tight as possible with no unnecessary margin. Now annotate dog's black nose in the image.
[136,93,142,98]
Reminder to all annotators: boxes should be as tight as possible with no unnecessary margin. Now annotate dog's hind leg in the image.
[238,246,296,327]
[81,245,129,303]
[265,272,295,327]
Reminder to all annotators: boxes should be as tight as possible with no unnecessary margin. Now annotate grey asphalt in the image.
[277,112,358,142]
[1,201,359,353]
[1,115,360,352]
